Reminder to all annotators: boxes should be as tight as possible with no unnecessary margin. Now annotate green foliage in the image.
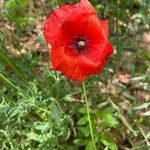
[3,0,33,32]
[0,0,150,149]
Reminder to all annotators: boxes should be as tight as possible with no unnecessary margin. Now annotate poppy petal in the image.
[44,5,76,47]
[83,42,105,64]
[44,0,96,47]
[80,0,96,14]
[60,0,96,37]
[101,42,113,62]
[52,46,87,82]
[79,54,103,76]
[100,20,109,40]
[83,16,104,43]
[79,42,113,76]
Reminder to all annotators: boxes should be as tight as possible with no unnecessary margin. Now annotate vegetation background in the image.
[0,0,150,149]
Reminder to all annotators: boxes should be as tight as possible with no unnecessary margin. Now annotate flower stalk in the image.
[82,82,97,150]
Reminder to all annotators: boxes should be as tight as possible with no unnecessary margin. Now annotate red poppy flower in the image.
[44,0,113,82]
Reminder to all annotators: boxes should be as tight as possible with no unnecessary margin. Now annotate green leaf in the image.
[133,103,150,110]
[131,75,146,81]
[17,0,29,7]
[142,110,150,116]
[78,107,87,114]
[103,113,118,127]
[79,126,90,137]
[73,139,87,146]
[100,135,118,150]
[27,132,39,141]
[77,117,88,126]
[34,123,50,133]
[36,31,45,44]
[85,141,94,150]
[98,112,118,127]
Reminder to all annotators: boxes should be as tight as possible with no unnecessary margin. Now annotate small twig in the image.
[107,97,136,134]
[138,125,150,147]
[39,0,51,66]
[39,0,48,17]
[0,29,23,55]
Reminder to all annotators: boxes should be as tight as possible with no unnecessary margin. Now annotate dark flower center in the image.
[74,37,87,52]
[77,41,86,49]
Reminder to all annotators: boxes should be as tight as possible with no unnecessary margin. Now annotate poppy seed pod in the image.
[44,0,113,82]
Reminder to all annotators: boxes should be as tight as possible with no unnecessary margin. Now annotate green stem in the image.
[116,0,119,62]
[82,82,97,150]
